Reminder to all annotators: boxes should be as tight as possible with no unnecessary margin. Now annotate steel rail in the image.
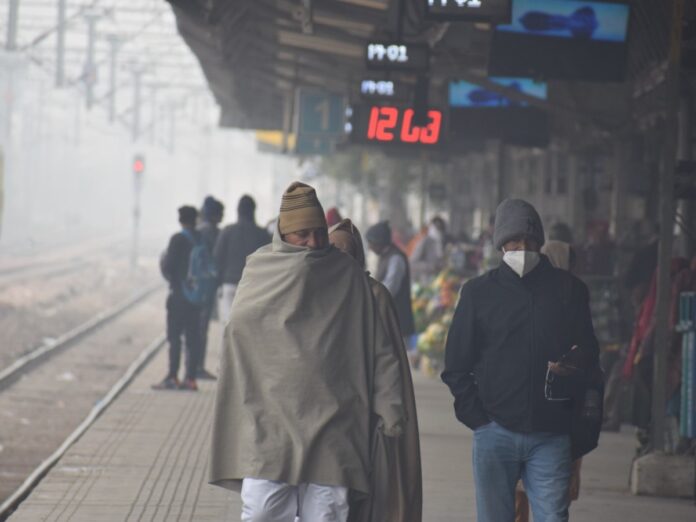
[0,332,167,521]
[0,282,162,391]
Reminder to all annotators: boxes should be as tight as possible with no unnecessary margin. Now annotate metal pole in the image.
[131,170,142,269]
[6,0,19,51]
[282,90,294,153]
[56,0,66,87]
[610,140,627,240]
[132,71,142,142]
[107,35,119,123]
[420,156,427,228]
[84,14,98,109]
[497,140,507,204]
[149,86,157,143]
[168,103,176,154]
[651,0,683,453]
[677,95,696,257]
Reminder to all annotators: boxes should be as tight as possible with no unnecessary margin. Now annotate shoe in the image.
[179,378,198,391]
[196,368,217,380]
[152,376,179,390]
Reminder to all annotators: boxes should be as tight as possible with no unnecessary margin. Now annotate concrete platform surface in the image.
[8,331,695,521]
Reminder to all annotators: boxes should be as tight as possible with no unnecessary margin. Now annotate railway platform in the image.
[6,329,695,522]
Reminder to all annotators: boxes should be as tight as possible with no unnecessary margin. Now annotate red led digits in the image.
[420,110,442,144]
[367,106,398,141]
[365,106,442,145]
[400,109,420,143]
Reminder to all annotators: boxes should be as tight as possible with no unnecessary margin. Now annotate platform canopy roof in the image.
[167,0,692,142]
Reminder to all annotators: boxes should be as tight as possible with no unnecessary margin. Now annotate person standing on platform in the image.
[366,221,416,364]
[329,218,422,522]
[153,205,203,391]
[442,198,600,522]
[213,195,271,323]
[410,215,448,285]
[210,182,405,522]
[197,196,224,380]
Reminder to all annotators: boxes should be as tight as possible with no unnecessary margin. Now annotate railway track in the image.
[0,281,167,518]
[0,282,162,391]
[0,333,167,521]
[0,239,131,291]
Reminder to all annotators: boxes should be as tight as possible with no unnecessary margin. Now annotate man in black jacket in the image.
[153,205,203,391]
[442,199,599,522]
[213,195,271,322]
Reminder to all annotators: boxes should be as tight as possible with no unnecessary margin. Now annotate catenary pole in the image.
[651,0,684,452]
[56,0,66,86]
[6,0,19,51]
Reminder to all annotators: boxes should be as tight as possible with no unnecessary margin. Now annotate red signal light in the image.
[133,155,145,174]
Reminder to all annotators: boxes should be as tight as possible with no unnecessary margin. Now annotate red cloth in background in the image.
[623,257,689,379]
[325,207,343,228]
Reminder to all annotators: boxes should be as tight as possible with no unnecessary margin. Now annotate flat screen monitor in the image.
[448,77,549,146]
[488,0,630,82]
[449,77,547,107]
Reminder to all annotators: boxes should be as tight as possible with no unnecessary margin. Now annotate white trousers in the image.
[240,478,349,522]
[219,283,238,324]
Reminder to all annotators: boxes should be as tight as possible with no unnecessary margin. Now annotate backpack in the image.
[181,229,217,306]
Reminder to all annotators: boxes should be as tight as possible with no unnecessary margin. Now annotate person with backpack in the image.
[441,199,600,522]
[197,196,225,380]
[153,205,208,392]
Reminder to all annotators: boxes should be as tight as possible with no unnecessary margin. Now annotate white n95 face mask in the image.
[502,250,540,277]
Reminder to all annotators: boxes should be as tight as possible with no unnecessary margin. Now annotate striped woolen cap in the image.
[278,181,327,235]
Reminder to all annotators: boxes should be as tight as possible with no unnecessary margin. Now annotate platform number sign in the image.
[350,105,444,147]
[365,42,429,71]
[296,88,344,137]
[425,0,512,23]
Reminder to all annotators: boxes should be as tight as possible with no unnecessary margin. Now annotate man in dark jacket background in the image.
[213,195,271,322]
[442,198,599,522]
[153,205,202,391]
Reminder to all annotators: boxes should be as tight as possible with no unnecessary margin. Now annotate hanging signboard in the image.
[425,0,512,23]
[365,42,430,71]
[348,105,444,147]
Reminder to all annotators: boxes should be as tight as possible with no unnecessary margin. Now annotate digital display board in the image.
[489,0,630,82]
[449,77,547,107]
[360,79,412,102]
[425,0,512,23]
[365,42,430,71]
[349,105,443,146]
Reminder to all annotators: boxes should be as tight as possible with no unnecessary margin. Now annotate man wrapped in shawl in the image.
[210,182,405,522]
[329,218,423,522]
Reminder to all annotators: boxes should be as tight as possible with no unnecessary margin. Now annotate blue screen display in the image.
[449,77,547,108]
[497,0,629,42]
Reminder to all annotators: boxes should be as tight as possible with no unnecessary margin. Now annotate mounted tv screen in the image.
[449,77,547,108]
[448,77,549,147]
[488,0,630,82]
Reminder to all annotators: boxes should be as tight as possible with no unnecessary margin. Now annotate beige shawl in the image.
[330,219,422,522]
[209,228,405,495]
[353,279,423,522]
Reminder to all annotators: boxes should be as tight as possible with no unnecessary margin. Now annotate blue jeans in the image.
[473,421,571,522]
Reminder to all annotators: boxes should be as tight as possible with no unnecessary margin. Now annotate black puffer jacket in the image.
[441,256,599,434]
